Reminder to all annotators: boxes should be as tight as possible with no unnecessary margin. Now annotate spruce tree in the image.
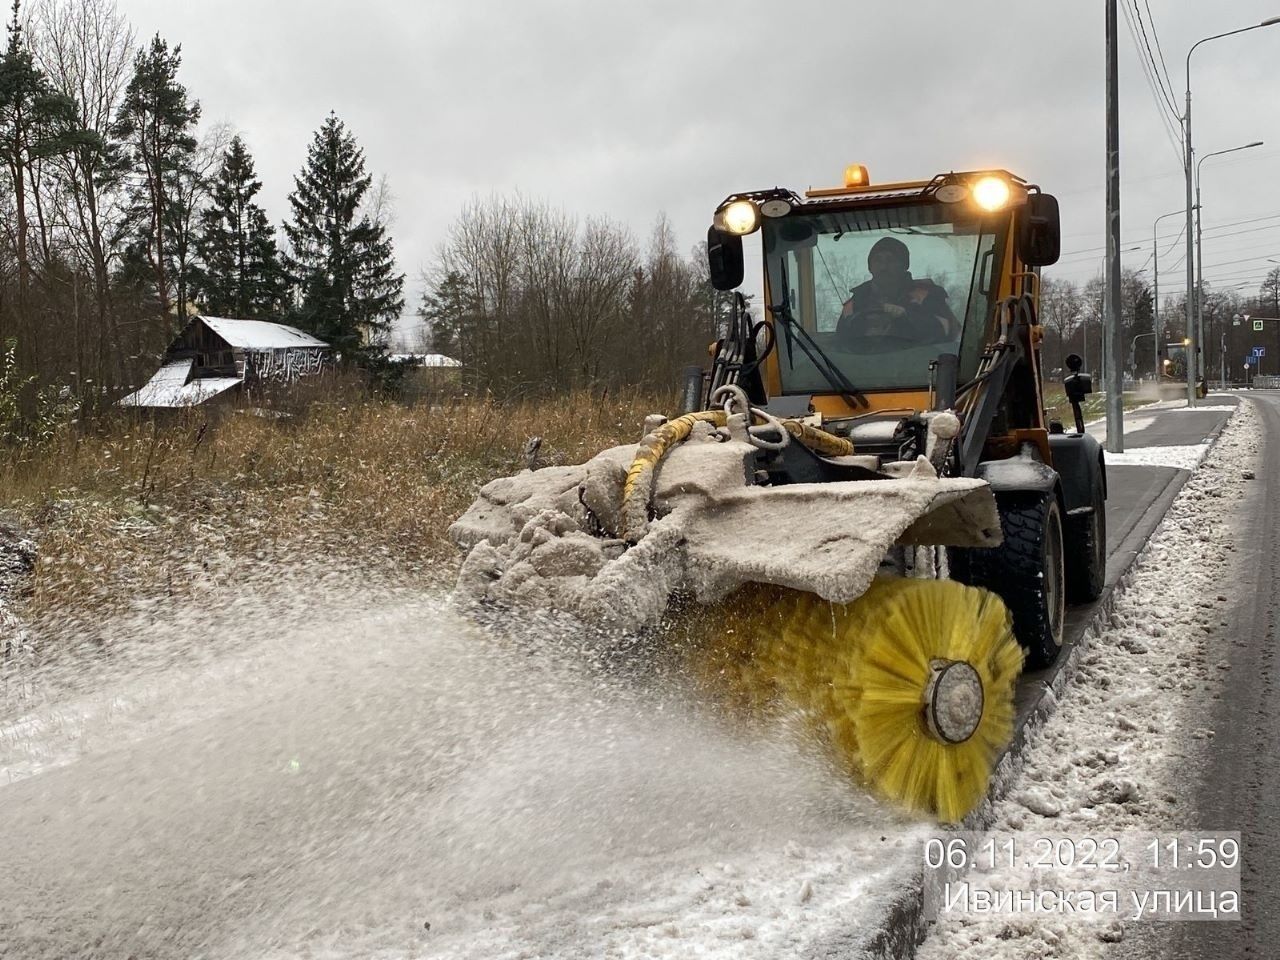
[283,112,403,355]
[193,135,283,319]
[419,270,479,360]
[113,34,199,318]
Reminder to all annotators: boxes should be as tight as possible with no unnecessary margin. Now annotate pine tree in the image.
[193,135,283,319]
[113,33,199,319]
[283,112,403,355]
[419,270,479,360]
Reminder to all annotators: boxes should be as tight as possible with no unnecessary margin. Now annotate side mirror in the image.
[707,226,744,291]
[1062,353,1091,434]
[1018,192,1061,267]
[1063,353,1092,403]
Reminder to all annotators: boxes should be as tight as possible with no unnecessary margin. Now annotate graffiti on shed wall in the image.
[246,348,327,383]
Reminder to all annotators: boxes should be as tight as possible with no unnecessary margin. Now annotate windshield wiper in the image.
[773,258,868,408]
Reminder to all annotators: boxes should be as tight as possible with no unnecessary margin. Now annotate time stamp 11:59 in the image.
[924,834,1241,872]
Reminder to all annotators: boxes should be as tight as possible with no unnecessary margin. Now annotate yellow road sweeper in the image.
[450,167,1107,822]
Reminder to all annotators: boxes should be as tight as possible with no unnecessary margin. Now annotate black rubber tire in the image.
[1064,477,1106,603]
[949,493,1066,670]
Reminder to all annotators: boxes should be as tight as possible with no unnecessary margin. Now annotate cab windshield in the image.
[763,202,1005,394]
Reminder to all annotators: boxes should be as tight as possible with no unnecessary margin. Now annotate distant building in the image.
[386,352,462,369]
[119,316,329,408]
[387,351,463,396]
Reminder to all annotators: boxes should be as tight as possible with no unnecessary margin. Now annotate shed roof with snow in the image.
[118,359,242,408]
[199,316,327,350]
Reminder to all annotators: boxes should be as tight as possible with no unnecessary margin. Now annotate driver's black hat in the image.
[868,236,910,268]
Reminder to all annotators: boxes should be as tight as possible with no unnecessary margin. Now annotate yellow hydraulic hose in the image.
[782,419,855,458]
[622,411,727,542]
[621,409,855,543]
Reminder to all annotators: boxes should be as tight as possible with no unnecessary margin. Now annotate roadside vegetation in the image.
[0,380,670,633]
[1042,384,1159,425]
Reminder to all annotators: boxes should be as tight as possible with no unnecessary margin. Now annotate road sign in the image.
[1246,355,1257,367]
[1254,347,1266,358]
[1256,319,1266,331]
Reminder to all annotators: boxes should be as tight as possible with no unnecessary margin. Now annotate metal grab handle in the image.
[710,384,790,451]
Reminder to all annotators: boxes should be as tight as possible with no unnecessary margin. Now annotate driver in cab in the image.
[837,236,957,344]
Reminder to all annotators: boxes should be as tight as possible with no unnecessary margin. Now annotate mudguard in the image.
[1048,431,1107,512]
[975,444,1060,498]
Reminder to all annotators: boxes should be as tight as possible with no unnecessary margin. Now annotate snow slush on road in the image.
[1,570,939,959]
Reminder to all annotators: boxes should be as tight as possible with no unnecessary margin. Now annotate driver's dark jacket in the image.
[838,276,954,342]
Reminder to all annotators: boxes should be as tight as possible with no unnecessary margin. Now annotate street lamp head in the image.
[1262,16,1280,26]
[1247,140,1266,148]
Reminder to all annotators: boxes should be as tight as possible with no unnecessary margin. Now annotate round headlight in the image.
[719,199,761,236]
[760,198,792,218]
[972,176,1011,212]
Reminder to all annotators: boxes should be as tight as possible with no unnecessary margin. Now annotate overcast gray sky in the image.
[115,0,1280,333]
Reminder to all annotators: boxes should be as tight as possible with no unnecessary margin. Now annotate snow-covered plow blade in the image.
[451,435,1002,624]
[449,414,1024,822]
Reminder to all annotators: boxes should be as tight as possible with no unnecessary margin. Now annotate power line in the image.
[1053,146,1280,212]
[1119,0,1183,163]
[1055,211,1280,262]
[1143,0,1178,106]
[1132,0,1180,117]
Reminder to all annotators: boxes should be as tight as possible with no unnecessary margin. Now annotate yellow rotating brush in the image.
[845,578,1023,823]
[681,577,1022,823]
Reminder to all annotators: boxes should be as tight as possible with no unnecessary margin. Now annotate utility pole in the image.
[1183,18,1280,405]
[1104,0,1124,452]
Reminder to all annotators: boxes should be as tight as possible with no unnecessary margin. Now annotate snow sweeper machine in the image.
[450,166,1108,823]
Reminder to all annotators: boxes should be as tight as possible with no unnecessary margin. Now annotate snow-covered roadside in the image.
[917,401,1257,958]
[1099,442,1210,469]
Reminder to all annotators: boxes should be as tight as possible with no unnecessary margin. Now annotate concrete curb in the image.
[838,402,1240,960]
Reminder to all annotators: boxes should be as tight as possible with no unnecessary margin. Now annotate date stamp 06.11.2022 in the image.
[921,832,1242,922]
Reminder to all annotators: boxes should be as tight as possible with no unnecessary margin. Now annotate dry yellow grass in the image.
[1,380,675,628]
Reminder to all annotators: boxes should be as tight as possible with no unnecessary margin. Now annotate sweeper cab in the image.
[699,166,1108,668]
[449,166,1108,822]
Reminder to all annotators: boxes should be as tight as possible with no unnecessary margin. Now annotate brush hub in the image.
[924,660,984,744]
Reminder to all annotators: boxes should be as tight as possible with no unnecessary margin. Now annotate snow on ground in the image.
[917,400,1257,959]
[1098,443,1211,470]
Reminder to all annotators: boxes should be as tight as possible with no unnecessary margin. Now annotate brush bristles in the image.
[683,577,1022,822]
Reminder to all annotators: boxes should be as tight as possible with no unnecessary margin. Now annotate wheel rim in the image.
[1045,506,1065,645]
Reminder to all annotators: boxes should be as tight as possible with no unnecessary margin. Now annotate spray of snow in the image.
[1,564,937,960]
[917,400,1257,959]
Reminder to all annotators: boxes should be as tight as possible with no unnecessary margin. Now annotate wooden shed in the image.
[119,316,329,408]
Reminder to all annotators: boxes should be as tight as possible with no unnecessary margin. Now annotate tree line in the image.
[1038,267,1280,384]
[419,198,724,395]
[0,0,403,416]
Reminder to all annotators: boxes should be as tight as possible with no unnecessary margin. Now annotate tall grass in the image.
[1,379,675,622]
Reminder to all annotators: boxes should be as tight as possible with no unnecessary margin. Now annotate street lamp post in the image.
[1152,208,1184,385]
[1183,17,1280,408]
[1196,140,1263,387]
[1131,331,1156,378]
